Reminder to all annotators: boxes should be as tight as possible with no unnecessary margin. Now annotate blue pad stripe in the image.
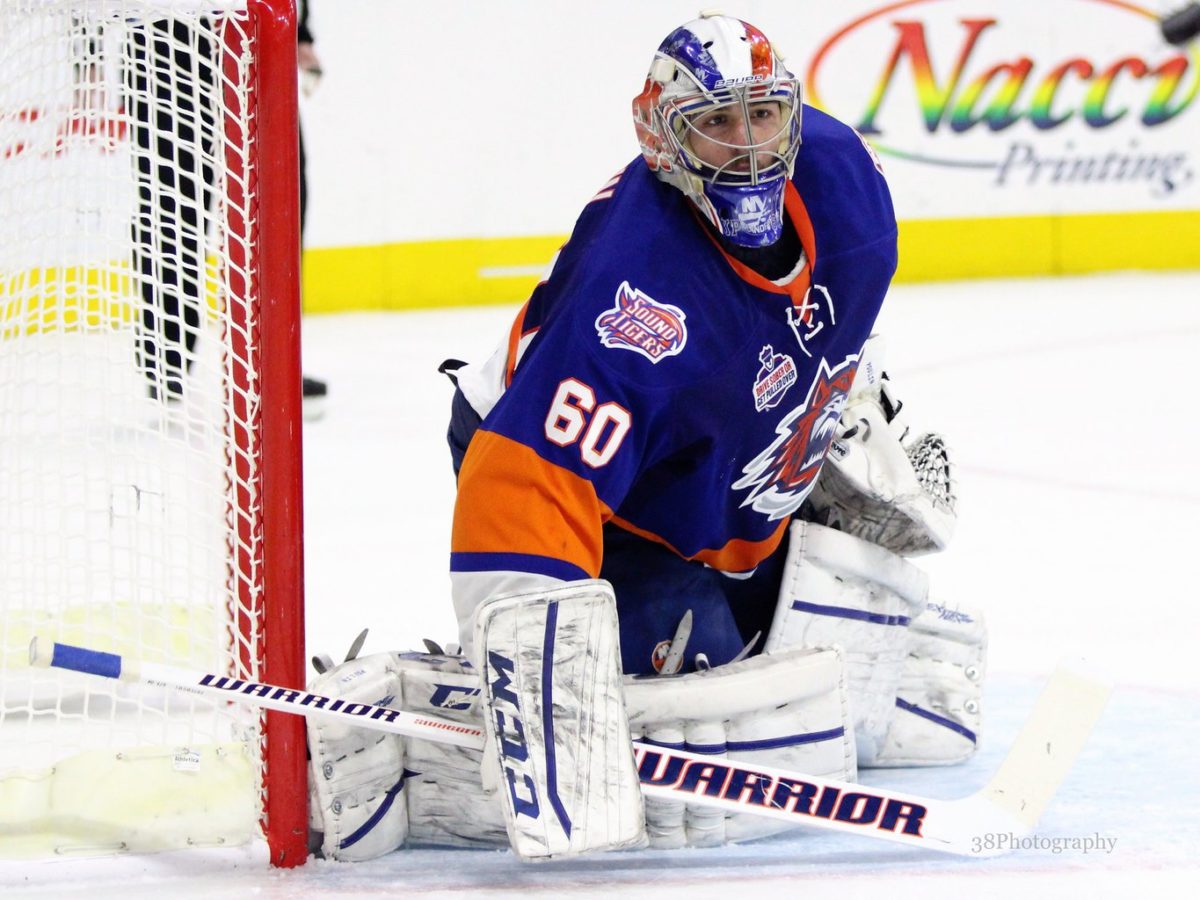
[896,697,977,744]
[541,600,572,838]
[790,599,912,627]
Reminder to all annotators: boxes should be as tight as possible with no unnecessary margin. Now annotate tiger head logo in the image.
[732,355,858,521]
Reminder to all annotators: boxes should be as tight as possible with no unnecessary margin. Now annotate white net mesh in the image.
[0,0,282,856]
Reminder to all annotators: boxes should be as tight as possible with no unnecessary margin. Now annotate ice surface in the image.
[3,271,1199,897]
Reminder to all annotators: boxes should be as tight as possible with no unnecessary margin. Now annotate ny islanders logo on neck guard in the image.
[596,281,688,363]
[734,355,858,521]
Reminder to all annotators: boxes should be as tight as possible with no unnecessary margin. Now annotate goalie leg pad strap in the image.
[394,653,509,848]
[307,650,510,859]
[307,653,410,861]
[625,647,854,848]
[474,580,647,860]
[868,599,987,767]
[764,521,928,764]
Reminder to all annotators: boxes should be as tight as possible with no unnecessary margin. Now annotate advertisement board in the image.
[2,1,1196,314]
[800,0,1199,278]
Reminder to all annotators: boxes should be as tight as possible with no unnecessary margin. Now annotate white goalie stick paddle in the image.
[29,637,1110,857]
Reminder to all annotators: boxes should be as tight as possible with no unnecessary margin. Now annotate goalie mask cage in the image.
[0,0,307,866]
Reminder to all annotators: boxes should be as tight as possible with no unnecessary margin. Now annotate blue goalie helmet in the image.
[633,13,803,247]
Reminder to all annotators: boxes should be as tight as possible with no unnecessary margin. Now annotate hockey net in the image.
[0,0,306,865]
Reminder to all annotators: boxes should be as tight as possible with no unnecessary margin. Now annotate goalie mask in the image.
[633,14,803,247]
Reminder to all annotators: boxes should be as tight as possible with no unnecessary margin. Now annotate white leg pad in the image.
[307,653,410,861]
[764,521,928,764]
[474,580,647,860]
[393,652,508,847]
[868,599,987,767]
[307,650,509,860]
[625,647,854,848]
[310,644,858,855]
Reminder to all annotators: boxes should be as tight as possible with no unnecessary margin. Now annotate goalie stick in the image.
[28,636,1109,857]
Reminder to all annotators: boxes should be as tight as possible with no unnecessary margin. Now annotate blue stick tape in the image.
[51,642,123,679]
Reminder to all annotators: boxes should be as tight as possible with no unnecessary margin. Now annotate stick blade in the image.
[980,664,1112,830]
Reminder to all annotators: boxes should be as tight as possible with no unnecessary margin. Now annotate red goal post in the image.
[0,0,307,866]
[233,0,307,867]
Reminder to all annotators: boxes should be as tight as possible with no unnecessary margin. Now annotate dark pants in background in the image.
[127,19,311,399]
[128,19,214,400]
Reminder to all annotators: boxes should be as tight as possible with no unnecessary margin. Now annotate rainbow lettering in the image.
[807,1,1199,137]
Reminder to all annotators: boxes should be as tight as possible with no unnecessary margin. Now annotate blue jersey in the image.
[451,107,896,640]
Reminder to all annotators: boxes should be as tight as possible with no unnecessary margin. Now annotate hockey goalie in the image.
[307,13,985,862]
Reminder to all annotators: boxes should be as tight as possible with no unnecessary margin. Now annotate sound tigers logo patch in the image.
[595,281,688,364]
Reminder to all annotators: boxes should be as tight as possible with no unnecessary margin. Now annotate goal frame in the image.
[0,0,308,867]
[226,0,308,868]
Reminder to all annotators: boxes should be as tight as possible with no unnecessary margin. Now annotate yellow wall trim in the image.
[302,210,1200,312]
[5,211,1196,329]
[897,210,1200,283]
[301,235,565,313]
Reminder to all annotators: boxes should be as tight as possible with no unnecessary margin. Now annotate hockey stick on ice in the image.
[29,636,1109,857]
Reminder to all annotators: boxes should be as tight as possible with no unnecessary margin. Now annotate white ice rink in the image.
[4,270,1199,897]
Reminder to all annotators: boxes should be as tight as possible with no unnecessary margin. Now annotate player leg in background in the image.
[128,17,325,414]
[128,19,213,403]
[298,123,328,418]
[296,8,329,421]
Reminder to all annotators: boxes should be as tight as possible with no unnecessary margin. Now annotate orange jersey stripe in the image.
[503,300,530,388]
[453,429,611,577]
[783,182,818,273]
[608,513,790,574]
